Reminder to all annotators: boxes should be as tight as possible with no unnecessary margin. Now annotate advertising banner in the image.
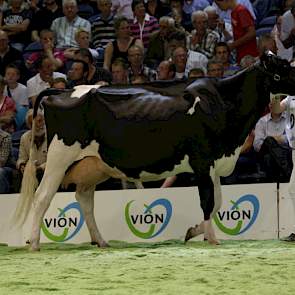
[0,183,280,246]
[278,183,295,238]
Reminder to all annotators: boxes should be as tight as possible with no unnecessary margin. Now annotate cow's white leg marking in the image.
[30,137,82,251]
[75,186,109,248]
[187,96,200,115]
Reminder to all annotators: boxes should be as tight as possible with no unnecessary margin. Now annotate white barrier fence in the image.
[1,183,295,246]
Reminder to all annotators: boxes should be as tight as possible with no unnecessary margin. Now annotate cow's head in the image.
[259,52,295,96]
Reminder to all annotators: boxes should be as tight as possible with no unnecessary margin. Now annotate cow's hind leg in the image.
[30,138,82,251]
[30,171,69,251]
[75,186,109,248]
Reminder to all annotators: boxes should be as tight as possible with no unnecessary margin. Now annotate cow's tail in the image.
[13,88,67,226]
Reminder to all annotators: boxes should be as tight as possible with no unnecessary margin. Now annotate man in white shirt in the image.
[167,30,208,78]
[280,2,295,56]
[27,55,66,106]
[51,0,91,49]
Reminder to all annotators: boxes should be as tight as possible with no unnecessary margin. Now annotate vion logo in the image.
[125,198,172,239]
[41,202,84,242]
[213,194,260,235]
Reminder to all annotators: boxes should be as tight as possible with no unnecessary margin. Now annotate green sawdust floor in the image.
[0,240,294,295]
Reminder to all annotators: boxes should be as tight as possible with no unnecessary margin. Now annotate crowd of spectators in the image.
[0,0,293,193]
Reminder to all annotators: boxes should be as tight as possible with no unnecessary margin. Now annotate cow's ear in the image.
[260,51,274,69]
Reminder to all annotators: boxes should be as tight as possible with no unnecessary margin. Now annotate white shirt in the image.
[111,0,133,20]
[253,112,288,152]
[272,25,293,61]
[51,16,91,49]
[282,96,295,149]
[281,9,295,54]
[185,50,208,76]
[27,72,67,98]
[4,83,28,106]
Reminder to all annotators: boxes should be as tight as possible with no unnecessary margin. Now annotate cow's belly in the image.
[72,140,194,182]
[211,146,242,177]
[129,155,194,182]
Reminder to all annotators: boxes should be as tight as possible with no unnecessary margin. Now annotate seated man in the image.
[111,58,129,84]
[254,100,292,181]
[127,44,157,84]
[0,128,15,193]
[157,60,176,80]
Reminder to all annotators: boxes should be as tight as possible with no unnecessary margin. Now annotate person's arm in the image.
[270,95,287,114]
[253,118,266,152]
[0,133,11,167]
[31,30,40,42]
[161,176,177,188]
[103,41,114,70]
[229,26,256,50]
[16,133,29,172]
[2,19,30,34]
[282,28,295,49]
[43,43,63,70]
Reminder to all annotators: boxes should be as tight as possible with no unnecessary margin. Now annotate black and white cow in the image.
[15,53,295,251]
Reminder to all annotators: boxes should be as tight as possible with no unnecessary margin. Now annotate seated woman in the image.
[0,76,16,133]
[25,29,65,75]
[103,16,143,71]
[17,109,47,182]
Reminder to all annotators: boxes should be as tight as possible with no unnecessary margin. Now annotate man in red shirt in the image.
[214,0,258,64]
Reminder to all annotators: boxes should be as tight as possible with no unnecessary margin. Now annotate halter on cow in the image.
[14,53,295,251]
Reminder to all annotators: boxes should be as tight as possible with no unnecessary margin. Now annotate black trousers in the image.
[258,136,293,181]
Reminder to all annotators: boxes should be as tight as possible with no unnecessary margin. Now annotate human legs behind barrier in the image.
[282,149,295,241]
[0,167,13,193]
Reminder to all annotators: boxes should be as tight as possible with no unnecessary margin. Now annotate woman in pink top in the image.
[0,76,16,133]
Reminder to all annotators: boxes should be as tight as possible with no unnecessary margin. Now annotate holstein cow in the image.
[15,53,295,251]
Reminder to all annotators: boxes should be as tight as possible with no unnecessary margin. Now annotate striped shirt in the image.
[91,14,116,50]
[51,16,91,49]
[188,29,220,59]
[129,13,159,48]
[0,129,13,168]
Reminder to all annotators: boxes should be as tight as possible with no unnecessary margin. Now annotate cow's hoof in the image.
[98,241,109,248]
[29,245,40,252]
[208,239,221,246]
[184,226,197,243]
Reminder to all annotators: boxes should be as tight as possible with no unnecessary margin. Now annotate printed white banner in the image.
[0,183,282,246]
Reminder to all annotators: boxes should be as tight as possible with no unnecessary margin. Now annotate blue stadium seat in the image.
[256,27,273,37]
[258,16,276,28]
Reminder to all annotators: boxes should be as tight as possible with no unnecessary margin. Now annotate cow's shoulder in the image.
[95,81,192,120]
[43,89,89,109]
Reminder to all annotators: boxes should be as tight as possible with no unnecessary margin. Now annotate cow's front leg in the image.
[75,186,109,248]
[185,172,220,245]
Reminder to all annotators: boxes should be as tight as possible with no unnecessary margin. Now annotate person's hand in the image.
[191,33,200,46]
[43,40,54,52]
[19,164,26,174]
[273,135,285,144]
[291,27,295,36]
[227,42,235,51]
[217,19,225,33]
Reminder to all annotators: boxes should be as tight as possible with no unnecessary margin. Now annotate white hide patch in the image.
[136,155,193,182]
[209,146,242,180]
[187,96,200,115]
[71,85,102,98]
